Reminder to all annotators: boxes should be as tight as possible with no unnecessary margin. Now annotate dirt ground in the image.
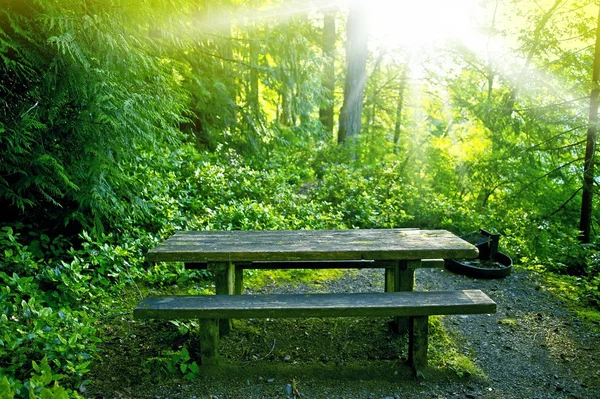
[86,266,600,399]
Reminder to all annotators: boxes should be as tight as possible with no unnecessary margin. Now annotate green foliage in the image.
[142,346,201,382]
[0,0,188,236]
[167,347,201,380]
[3,0,600,392]
[1,356,81,399]
[0,227,93,389]
[0,224,158,393]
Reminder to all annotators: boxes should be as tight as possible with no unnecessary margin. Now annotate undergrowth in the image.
[3,143,600,396]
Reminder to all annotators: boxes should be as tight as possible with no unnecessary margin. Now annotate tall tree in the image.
[319,10,336,135]
[338,4,368,144]
[393,60,410,154]
[579,5,600,243]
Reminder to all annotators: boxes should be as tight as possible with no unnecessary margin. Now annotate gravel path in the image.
[419,267,600,399]
[259,266,600,399]
[89,266,600,399]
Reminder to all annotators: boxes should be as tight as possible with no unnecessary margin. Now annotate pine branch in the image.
[512,158,584,197]
[480,125,586,163]
[540,139,586,152]
[546,187,582,218]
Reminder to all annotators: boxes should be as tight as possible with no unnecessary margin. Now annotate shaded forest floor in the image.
[86,266,600,399]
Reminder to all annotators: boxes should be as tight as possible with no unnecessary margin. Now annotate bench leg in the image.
[199,318,220,366]
[409,315,428,377]
[395,267,415,331]
[212,262,235,335]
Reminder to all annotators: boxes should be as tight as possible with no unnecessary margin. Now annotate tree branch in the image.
[547,187,582,218]
[512,158,584,197]
[478,125,586,164]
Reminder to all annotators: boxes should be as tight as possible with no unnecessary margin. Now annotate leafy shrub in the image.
[1,356,82,399]
[0,228,98,389]
[0,224,161,394]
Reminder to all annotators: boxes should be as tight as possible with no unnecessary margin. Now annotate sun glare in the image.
[363,0,487,51]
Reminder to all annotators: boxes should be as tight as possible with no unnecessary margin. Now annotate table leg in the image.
[384,262,399,293]
[409,315,428,377]
[199,318,220,366]
[234,264,246,295]
[211,262,235,335]
[398,264,416,291]
[388,260,418,331]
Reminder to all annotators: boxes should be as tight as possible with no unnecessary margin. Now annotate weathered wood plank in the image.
[147,229,478,263]
[134,290,496,320]
[242,260,398,269]
[184,259,441,270]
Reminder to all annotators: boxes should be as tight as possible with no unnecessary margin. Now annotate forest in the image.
[1,0,600,397]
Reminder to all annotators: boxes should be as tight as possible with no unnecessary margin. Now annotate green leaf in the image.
[179,347,190,362]
[0,376,15,399]
[189,361,200,374]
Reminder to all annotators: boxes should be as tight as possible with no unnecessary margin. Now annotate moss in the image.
[243,269,345,290]
[498,318,518,328]
[534,271,600,328]
[428,316,484,378]
[576,309,600,324]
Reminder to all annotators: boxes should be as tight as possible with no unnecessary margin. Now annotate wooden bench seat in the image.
[134,290,496,374]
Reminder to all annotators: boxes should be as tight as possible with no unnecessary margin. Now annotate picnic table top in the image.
[146,228,478,263]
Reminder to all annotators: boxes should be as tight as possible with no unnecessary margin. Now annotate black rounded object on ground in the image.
[445,229,512,278]
[445,251,512,278]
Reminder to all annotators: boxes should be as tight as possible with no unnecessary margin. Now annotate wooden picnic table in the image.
[147,228,477,263]
[147,228,478,296]
[138,228,491,373]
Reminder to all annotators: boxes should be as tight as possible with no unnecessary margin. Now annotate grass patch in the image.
[527,268,600,327]
[429,316,484,378]
[497,318,518,328]
[575,308,600,324]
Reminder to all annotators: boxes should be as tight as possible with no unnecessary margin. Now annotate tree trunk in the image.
[393,61,410,154]
[579,6,600,243]
[206,1,237,128]
[249,38,260,112]
[319,11,336,135]
[279,85,292,126]
[244,1,260,119]
[338,5,368,144]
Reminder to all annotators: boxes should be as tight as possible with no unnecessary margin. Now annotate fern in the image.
[0,0,188,235]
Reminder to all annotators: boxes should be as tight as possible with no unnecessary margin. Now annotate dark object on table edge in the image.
[445,229,512,278]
